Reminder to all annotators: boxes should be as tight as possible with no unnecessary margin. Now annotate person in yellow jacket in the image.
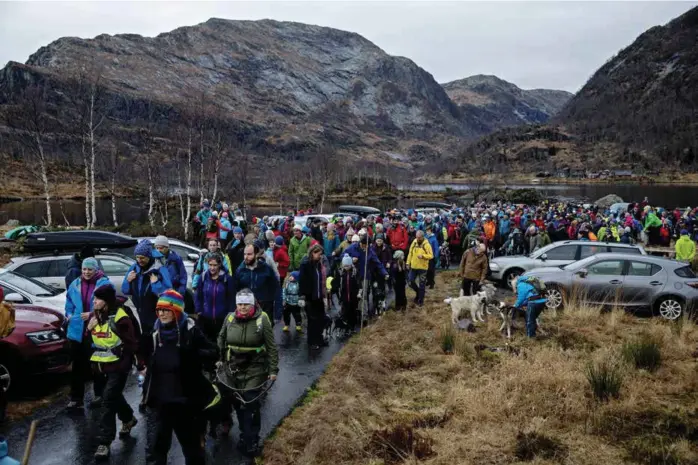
[406,230,433,306]
[675,229,696,262]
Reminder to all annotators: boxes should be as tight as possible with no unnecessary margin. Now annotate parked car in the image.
[524,253,698,319]
[5,253,135,295]
[0,303,71,397]
[0,270,67,312]
[488,240,646,284]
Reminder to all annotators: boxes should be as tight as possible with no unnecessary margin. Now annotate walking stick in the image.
[360,237,369,332]
[21,420,38,465]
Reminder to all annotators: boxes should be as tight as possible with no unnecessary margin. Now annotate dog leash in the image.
[215,365,276,405]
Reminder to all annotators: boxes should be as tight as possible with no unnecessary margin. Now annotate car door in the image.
[574,259,626,305]
[538,244,579,268]
[623,261,665,308]
[44,258,70,290]
[98,258,133,296]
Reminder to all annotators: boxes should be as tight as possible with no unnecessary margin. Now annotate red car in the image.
[0,304,71,395]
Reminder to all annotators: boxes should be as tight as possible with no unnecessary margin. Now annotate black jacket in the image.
[226,239,246,273]
[143,318,219,411]
[298,256,324,301]
[64,254,82,290]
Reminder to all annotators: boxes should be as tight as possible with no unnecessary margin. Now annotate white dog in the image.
[445,291,488,325]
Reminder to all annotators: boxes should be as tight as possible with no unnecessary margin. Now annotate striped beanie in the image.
[156,290,185,321]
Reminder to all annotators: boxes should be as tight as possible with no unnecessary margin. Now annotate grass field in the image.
[262,271,698,465]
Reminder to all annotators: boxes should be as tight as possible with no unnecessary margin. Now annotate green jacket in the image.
[217,308,278,390]
[675,236,696,262]
[288,235,311,271]
[643,212,662,231]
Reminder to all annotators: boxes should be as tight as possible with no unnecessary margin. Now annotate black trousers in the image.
[341,300,359,329]
[305,299,325,346]
[259,300,274,323]
[283,304,302,327]
[426,259,436,287]
[232,389,262,456]
[394,281,407,311]
[97,372,133,446]
[146,404,205,465]
[461,279,481,296]
[69,338,93,402]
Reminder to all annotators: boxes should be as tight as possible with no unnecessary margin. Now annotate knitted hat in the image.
[153,235,169,248]
[681,229,689,235]
[134,240,153,258]
[375,233,385,241]
[393,250,405,260]
[265,230,275,241]
[93,284,116,305]
[341,254,353,268]
[234,227,244,235]
[293,224,302,231]
[156,290,185,322]
[274,236,284,246]
[222,212,229,218]
[81,257,99,270]
[351,234,360,243]
[302,226,310,234]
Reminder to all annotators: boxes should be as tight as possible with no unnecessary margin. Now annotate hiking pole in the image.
[21,420,38,465]
[360,237,369,332]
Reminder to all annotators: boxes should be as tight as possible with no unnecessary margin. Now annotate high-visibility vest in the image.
[90,308,128,364]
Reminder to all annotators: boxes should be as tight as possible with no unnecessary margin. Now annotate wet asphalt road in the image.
[6,322,345,465]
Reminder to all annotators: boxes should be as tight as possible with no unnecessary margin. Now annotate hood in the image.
[67,253,82,270]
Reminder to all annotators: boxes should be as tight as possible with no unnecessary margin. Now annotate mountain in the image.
[442,75,571,134]
[0,18,577,176]
[459,5,698,173]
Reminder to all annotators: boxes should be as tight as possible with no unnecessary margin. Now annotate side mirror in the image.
[576,269,588,278]
[4,293,24,303]
[187,253,199,262]
[540,253,548,261]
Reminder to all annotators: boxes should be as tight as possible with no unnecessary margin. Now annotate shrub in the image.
[586,357,623,401]
[439,324,455,354]
[622,335,662,372]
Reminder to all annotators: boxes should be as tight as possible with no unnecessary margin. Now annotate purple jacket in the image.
[195,270,235,321]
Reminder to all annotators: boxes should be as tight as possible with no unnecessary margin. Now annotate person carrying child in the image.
[282,272,303,333]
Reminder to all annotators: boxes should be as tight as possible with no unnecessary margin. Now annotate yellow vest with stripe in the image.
[90,308,128,364]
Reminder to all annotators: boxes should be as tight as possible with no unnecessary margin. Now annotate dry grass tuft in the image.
[262,271,698,465]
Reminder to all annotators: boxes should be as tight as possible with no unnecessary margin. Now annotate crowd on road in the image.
[45,194,698,464]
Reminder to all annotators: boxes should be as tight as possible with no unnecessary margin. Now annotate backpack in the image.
[108,304,142,340]
[660,225,670,239]
[522,276,546,295]
[0,303,16,339]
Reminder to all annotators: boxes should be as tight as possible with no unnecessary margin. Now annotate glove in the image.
[298,298,306,308]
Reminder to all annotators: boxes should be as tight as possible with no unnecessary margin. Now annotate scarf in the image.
[234,306,257,321]
[155,317,187,347]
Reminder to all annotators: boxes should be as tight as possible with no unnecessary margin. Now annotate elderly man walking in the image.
[406,230,433,307]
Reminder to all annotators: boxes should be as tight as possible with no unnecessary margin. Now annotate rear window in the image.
[627,261,661,277]
[15,261,48,278]
[609,246,641,255]
[675,266,696,278]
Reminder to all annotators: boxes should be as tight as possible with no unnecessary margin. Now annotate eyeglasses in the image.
[156,308,173,313]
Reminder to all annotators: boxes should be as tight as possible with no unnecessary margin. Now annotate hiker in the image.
[391,250,408,312]
[406,230,433,307]
[217,288,278,460]
[65,245,95,290]
[425,225,440,289]
[273,236,290,283]
[88,284,140,461]
[142,290,220,465]
[459,242,488,296]
[233,244,282,323]
[195,252,235,343]
[65,257,111,410]
[513,276,547,338]
[153,235,188,297]
[344,236,389,316]
[282,272,303,333]
[331,254,361,331]
[193,238,232,291]
[288,225,311,271]
[676,229,696,262]
[298,244,328,349]
[387,216,408,255]
[323,223,340,270]
[196,200,213,247]
[226,227,246,272]
[219,212,233,249]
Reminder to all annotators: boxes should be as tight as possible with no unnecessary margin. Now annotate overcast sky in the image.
[0,1,695,92]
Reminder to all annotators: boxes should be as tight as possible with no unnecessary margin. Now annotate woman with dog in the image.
[458,241,488,296]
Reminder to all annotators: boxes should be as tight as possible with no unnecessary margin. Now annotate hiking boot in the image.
[282,325,289,332]
[295,325,303,332]
[94,445,110,461]
[89,397,103,408]
[119,417,138,438]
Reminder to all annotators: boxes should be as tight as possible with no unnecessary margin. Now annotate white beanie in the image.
[341,254,353,267]
[154,235,169,248]
[351,234,360,243]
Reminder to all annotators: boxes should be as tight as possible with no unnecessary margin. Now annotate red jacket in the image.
[387,225,408,251]
[447,224,462,246]
[274,245,290,281]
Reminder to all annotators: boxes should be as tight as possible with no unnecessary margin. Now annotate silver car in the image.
[489,240,646,283]
[524,253,698,320]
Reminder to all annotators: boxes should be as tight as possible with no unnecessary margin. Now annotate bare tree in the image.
[229,147,253,220]
[108,145,121,227]
[5,85,54,226]
[306,147,339,213]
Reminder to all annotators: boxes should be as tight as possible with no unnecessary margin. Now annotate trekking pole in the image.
[360,238,369,332]
[21,420,38,465]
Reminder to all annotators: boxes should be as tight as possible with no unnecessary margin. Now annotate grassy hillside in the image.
[263,272,698,464]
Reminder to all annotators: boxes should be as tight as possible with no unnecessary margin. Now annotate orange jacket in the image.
[483,221,496,241]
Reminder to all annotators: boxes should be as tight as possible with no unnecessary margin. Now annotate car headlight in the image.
[26,330,63,345]
[489,263,500,271]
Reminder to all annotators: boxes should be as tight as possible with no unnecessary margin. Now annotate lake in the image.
[2,183,698,227]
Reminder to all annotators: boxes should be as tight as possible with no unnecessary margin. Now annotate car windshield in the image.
[0,269,60,297]
[562,255,599,271]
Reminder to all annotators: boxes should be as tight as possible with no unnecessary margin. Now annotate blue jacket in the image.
[163,250,188,296]
[195,270,234,320]
[219,218,232,240]
[65,272,111,343]
[233,258,282,319]
[121,253,172,330]
[426,233,440,263]
[0,438,19,465]
[344,243,388,281]
[514,277,547,308]
[323,233,340,257]
[499,219,511,237]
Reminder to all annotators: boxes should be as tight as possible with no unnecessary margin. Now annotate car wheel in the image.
[656,297,684,321]
[545,286,565,311]
[503,269,524,289]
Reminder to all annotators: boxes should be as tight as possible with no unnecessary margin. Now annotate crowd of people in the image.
[55,194,698,463]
